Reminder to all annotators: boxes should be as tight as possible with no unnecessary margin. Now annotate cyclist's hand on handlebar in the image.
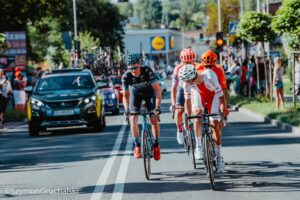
[154,107,161,116]
[169,104,175,113]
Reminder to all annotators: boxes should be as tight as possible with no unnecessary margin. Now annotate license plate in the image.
[53,110,74,116]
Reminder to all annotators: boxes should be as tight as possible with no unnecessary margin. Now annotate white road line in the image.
[111,133,133,200]
[90,122,127,200]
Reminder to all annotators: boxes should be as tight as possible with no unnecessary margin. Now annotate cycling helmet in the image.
[201,50,217,65]
[124,53,141,65]
[178,64,197,81]
[180,48,196,63]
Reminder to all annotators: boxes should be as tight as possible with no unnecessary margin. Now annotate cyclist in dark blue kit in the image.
[122,53,162,160]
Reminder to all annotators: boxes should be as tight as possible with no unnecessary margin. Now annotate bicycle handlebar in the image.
[187,113,220,119]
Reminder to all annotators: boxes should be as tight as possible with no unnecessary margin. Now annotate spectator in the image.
[13,70,27,113]
[240,60,248,96]
[295,54,300,95]
[258,57,266,95]
[273,57,284,111]
[0,69,12,129]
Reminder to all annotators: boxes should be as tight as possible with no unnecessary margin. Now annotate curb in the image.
[234,106,300,135]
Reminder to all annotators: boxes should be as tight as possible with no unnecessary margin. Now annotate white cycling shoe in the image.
[216,156,225,172]
[195,146,203,160]
[177,131,184,145]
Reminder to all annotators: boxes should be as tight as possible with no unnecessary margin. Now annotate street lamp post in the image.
[73,0,78,40]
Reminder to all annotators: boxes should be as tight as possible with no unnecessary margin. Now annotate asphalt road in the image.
[1,80,300,200]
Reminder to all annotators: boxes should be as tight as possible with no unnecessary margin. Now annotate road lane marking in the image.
[111,133,133,200]
[90,122,127,200]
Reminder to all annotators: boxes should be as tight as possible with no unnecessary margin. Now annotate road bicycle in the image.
[172,106,197,169]
[187,111,219,190]
[129,104,160,180]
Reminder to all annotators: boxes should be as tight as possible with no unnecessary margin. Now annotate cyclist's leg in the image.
[208,94,223,158]
[129,91,142,146]
[175,87,185,131]
[191,89,204,146]
[145,92,160,141]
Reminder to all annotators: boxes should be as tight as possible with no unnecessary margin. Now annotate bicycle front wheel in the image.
[188,130,197,169]
[204,133,215,190]
[142,130,151,180]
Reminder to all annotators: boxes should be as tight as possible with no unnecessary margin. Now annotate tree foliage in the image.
[0,33,7,51]
[206,0,240,35]
[78,31,100,51]
[27,17,70,66]
[271,0,300,50]
[134,0,162,29]
[237,11,276,43]
[0,0,66,32]
[117,2,134,18]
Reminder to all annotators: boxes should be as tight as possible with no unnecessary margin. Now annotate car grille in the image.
[47,100,80,109]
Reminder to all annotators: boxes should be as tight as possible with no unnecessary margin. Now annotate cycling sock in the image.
[215,145,221,157]
[196,136,202,147]
[134,138,140,147]
[177,124,183,132]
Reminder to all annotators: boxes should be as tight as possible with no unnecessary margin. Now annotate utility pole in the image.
[218,0,221,32]
[73,0,80,62]
[240,0,245,61]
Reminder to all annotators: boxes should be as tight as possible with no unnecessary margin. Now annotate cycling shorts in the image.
[191,90,220,121]
[176,86,185,107]
[129,89,156,115]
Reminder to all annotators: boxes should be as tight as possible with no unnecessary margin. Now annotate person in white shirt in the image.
[178,64,226,172]
[0,69,13,129]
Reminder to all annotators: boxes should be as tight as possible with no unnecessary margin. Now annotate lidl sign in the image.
[151,36,165,51]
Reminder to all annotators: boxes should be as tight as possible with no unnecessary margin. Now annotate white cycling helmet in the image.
[178,64,197,81]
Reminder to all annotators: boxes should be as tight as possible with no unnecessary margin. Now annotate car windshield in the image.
[36,74,95,92]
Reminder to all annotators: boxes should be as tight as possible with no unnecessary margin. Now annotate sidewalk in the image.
[0,119,27,134]
[234,106,300,135]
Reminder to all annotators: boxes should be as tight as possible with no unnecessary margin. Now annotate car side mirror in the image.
[25,86,33,93]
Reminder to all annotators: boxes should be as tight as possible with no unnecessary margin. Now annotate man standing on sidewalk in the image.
[0,69,12,129]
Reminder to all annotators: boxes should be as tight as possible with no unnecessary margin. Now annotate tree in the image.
[0,0,66,31]
[78,31,100,51]
[27,17,70,67]
[271,0,300,50]
[62,0,128,50]
[237,12,276,43]
[237,11,277,97]
[0,33,7,51]
[206,0,240,35]
[134,0,162,29]
[117,2,134,18]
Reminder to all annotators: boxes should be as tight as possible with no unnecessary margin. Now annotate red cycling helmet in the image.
[201,50,217,65]
[180,48,196,63]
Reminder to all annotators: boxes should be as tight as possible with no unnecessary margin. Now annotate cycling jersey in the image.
[183,69,223,117]
[122,66,157,113]
[195,63,227,89]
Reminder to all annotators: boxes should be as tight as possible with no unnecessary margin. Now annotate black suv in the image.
[26,69,106,136]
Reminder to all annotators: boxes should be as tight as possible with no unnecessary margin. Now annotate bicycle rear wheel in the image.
[204,133,215,190]
[142,130,151,180]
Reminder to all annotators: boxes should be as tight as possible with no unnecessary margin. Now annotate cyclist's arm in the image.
[183,82,192,116]
[171,73,178,105]
[152,82,162,108]
[123,90,130,111]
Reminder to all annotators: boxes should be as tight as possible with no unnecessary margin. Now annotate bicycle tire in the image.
[142,130,151,180]
[189,129,197,169]
[204,133,215,190]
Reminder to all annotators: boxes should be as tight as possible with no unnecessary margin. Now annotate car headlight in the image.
[110,93,116,99]
[30,98,44,106]
[84,95,96,104]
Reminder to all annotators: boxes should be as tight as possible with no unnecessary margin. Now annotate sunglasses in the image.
[129,66,139,71]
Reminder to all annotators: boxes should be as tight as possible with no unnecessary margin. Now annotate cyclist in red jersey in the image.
[171,48,197,145]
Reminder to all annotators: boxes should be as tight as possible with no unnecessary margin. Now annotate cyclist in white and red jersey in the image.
[171,48,197,145]
[178,64,226,172]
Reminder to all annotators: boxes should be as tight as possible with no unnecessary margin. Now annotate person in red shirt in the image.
[194,50,228,171]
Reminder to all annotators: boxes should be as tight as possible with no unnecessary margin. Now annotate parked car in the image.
[95,76,120,115]
[110,75,123,103]
[25,69,106,136]
[155,73,167,94]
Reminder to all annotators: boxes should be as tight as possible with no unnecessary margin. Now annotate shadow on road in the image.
[217,161,300,192]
